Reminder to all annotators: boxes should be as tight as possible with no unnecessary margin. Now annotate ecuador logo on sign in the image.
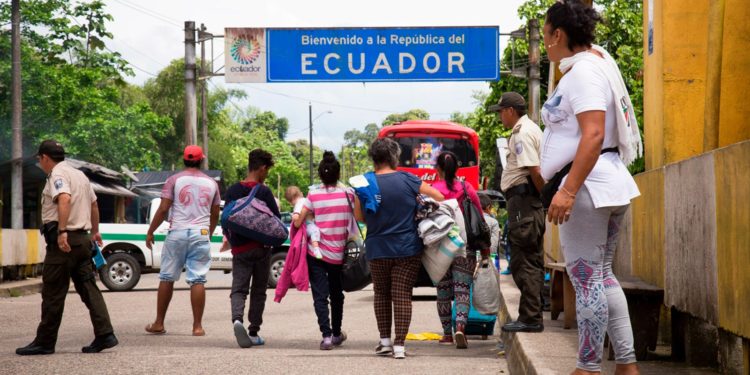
[225,26,499,83]
[225,28,267,83]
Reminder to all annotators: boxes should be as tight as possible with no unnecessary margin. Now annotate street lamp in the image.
[499,26,527,77]
[308,103,333,186]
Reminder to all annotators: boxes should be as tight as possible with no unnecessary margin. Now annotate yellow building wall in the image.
[644,0,710,169]
[631,169,665,288]
[643,0,663,169]
[718,0,750,147]
[714,142,750,339]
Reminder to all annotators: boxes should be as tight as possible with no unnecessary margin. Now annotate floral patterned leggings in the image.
[559,186,637,372]
[436,256,476,335]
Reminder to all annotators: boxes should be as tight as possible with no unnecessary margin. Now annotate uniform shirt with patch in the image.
[41,160,98,230]
[500,115,543,192]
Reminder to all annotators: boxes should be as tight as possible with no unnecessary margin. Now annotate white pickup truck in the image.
[98,198,292,291]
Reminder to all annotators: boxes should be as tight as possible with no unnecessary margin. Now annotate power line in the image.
[243,85,455,116]
[67,16,161,77]
[111,38,166,67]
[208,79,247,115]
[110,0,182,28]
[102,45,159,77]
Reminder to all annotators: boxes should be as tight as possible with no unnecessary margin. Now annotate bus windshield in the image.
[395,136,478,169]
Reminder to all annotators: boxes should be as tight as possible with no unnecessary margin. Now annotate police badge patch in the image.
[515,142,523,155]
[54,179,64,191]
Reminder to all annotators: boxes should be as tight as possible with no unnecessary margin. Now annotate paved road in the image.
[0,271,508,375]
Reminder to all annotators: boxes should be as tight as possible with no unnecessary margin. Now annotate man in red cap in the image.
[144,145,221,336]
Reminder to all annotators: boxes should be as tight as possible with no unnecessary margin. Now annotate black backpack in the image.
[461,182,491,251]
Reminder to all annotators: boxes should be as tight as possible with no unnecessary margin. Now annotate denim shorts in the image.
[159,228,211,285]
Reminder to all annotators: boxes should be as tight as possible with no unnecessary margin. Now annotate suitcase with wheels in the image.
[451,285,497,338]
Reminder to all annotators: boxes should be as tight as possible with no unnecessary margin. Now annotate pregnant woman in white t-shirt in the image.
[541,1,642,374]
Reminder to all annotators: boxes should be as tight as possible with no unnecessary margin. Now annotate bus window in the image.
[397,137,477,169]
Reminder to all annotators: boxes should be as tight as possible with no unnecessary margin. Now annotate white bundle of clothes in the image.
[417,198,467,284]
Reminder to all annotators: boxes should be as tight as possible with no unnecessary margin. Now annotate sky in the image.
[103,0,526,152]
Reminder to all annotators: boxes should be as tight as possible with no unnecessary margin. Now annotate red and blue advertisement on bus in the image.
[377,120,480,189]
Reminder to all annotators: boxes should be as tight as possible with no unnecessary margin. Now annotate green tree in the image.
[0,0,170,172]
[382,109,430,126]
[241,108,289,140]
[339,122,381,181]
[142,58,247,169]
[286,138,326,191]
[461,0,645,188]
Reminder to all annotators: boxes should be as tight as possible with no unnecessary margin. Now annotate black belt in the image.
[65,229,89,235]
[504,183,536,201]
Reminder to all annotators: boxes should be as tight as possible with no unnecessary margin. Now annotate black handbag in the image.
[461,182,491,251]
[540,147,619,208]
[540,162,572,209]
[341,190,371,292]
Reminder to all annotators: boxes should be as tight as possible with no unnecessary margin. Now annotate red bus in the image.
[377,120,480,189]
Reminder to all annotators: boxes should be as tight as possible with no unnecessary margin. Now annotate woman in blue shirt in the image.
[353,138,443,359]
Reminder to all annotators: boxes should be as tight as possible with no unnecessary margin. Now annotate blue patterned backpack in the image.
[221,184,288,247]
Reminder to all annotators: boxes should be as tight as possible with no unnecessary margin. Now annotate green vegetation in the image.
[0,0,309,201]
[454,0,646,186]
[1,0,645,199]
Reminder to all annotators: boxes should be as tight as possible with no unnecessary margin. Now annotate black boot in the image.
[82,333,118,353]
[16,342,55,356]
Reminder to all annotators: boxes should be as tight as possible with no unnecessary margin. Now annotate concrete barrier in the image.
[0,229,47,281]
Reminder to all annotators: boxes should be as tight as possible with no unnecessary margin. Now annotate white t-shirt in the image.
[540,55,640,208]
[161,169,221,230]
[293,198,307,215]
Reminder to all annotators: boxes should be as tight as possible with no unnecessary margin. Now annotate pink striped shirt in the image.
[304,185,355,265]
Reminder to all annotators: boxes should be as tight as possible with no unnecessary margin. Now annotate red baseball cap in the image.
[183,145,205,161]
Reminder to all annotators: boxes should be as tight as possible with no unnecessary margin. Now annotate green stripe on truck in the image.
[101,233,224,243]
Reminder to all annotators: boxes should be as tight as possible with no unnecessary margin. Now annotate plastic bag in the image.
[472,258,501,315]
[422,225,464,285]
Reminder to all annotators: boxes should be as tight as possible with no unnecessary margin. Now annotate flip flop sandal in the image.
[145,323,166,335]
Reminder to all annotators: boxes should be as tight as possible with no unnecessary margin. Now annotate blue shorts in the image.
[159,228,211,285]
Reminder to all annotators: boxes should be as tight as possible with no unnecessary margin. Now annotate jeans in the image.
[159,228,211,285]
[307,255,344,338]
[230,249,271,334]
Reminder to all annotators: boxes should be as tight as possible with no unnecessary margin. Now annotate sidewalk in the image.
[0,278,42,298]
[497,260,718,375]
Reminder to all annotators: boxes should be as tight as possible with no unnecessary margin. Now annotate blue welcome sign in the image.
[225,27,499,83]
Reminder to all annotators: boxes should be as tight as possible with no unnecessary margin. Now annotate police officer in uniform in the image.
[16,140,118,355]
[489,93,547,333]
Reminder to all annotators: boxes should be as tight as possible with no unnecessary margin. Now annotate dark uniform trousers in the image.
[35,231,113,347]
[507,193,546,325]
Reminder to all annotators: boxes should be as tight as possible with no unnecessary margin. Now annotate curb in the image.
[0,279,43,298]
[498,268,541,375]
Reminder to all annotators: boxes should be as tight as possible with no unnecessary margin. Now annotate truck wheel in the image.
[267,251,287,288]
[99,253,141,291]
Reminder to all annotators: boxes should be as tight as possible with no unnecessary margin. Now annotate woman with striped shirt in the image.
[293,151,355,351]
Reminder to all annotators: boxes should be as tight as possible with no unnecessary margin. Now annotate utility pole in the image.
[277,173,281,202]
[11,0,23,229]
[309,103,313,186]
[199,23,209,169]
[184,21,197,146]
[528,18,541,124]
